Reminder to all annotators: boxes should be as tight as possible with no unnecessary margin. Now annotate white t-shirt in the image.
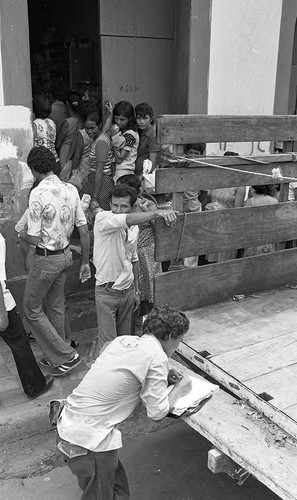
[57,334,170,452]
[0,234,16,311]
[93,211,139,290]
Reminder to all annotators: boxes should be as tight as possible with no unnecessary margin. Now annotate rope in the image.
[171,154,297,183]
[173,212,187,264]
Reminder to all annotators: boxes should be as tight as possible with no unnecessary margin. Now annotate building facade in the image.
[0,0,297,287]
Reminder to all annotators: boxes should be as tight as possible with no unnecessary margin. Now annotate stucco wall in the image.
[0,106,34,291]
[0,0,32,108]
[207,0,282,155]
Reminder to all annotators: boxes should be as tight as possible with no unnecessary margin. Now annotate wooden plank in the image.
[210,332,297,368]
[285,405,297,421]
[171,145,185,211]
[171,359,297,500]
[155,202,297,260]
[154,248,297,310]
[155,155,297,192]
[157,114,297,145]
[246,364,297,411]
[185,309,297,358]
[212,337,297,384]
[177,343,297,442]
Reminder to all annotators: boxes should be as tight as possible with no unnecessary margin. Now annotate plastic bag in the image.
[142,159,155,192]
[60,159,73,182]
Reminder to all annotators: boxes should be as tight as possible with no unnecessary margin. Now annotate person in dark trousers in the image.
[57,305,192,499]
[0,233,53,399]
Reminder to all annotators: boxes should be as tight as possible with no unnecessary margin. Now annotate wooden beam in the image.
[155,202,297,261]
[157,115,297,145]
[154,248,297,310]
[155,156,297,192]
[171,359,297,500]
[177,342,297,443]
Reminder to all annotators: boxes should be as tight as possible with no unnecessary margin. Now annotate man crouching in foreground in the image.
[57,305,192,499]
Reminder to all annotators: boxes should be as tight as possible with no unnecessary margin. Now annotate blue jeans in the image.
[95,284,135,353]
[23,249,75,367]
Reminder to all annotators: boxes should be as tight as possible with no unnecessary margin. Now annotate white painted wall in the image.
[207,0,283,155]
[0,9,4,106]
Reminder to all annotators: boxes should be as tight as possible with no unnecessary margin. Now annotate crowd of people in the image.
[0,83,293,498]
[0,84,191,497]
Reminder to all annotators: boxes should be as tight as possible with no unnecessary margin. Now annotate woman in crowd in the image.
[67,102,102,195]
[112,101,139,182]
[32,94,60,175]
[56,91,83,168]
[88,109,115,211]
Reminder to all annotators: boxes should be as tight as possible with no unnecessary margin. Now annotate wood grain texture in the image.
[157,114,297,144]
[154,248,297,310]
[177,342,297,447]
[155,156,297,192]
[171,359,297,500]
[155,202,297,261]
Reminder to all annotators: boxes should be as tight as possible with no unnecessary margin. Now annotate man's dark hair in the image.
[33,94,51,119]
[117,174,141,195]
[135,102,154,124]
[27,146,56,174]
[109,184,138,207]
[143,305,189,341]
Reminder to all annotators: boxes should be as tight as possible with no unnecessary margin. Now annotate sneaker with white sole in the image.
[51,353,82,377]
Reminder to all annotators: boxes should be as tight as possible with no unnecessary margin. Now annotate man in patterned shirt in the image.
[20,146,90,377]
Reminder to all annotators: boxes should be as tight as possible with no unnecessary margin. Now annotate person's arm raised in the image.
[126,208,177,227]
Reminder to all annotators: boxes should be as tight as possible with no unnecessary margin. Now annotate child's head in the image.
[113,101,136,132]
[143,305,189,357]
[33,94,52,119]
[186,143,205,158]
[135,103,154,130]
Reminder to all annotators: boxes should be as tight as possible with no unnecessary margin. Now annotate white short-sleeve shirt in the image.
[93,211,139,290]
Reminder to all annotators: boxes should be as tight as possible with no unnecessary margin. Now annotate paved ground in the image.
[0,291,279,499]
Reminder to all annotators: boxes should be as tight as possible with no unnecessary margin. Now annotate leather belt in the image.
[98,281,115,288]
[36,245,69,257]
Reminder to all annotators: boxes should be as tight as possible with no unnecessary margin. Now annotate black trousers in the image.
[0,307,46,397]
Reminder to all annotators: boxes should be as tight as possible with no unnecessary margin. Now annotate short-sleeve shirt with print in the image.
[27,175,87,251]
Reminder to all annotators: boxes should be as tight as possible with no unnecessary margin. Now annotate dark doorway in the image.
[27,0,100,98]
